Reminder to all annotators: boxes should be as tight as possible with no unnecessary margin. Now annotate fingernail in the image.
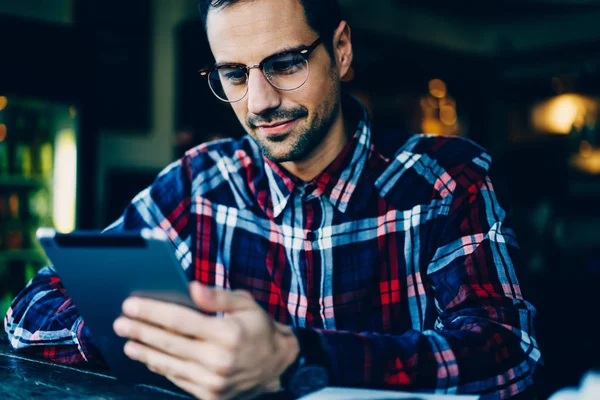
[123,298,139,317]
[113,318,129,336]
[124,342,139,359]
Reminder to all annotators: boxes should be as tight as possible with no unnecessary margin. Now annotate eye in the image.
[219,68,246,85]
[266,53,305,75]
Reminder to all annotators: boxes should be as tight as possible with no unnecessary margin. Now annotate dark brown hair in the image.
[197,0,342,55]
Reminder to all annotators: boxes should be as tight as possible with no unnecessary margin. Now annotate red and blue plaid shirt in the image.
[5,97,541,398]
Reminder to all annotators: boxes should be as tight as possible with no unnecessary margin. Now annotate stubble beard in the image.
[249,75,341,163]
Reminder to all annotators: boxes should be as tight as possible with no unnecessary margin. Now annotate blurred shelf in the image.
[0,176,50,191]
[0,177,47,191]
[0,250,48,264]
[0,220,54,232]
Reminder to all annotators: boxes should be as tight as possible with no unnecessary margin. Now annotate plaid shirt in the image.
[5,97,541,398]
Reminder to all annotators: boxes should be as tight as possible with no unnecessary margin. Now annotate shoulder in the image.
[399,134,491,175]
[108,137,260,230]
[139,136,259,198]
[375,134,493,205]
[180,136,262,205]
[183,136,259,170]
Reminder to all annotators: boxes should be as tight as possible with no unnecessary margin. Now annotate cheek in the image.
[294,62,337,110]
[310,54,337,88]
[286,71,334,114]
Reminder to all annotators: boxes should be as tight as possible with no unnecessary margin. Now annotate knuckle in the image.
[226,323,244,347]
[214,353,235,376]
[235,290,253,302]
[126,321,141,339]
[207,375,229,394]
[159,337,174,354]
[165,315,181,331]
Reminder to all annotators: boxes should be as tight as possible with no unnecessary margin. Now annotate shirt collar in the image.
[263,95,373,218]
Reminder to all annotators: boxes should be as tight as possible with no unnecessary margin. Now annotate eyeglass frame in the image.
[198,37,323,103]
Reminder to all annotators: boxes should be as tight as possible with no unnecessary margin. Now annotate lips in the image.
[257,118,298,136]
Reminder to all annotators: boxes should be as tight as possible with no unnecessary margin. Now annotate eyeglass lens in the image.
[208,52,309,102]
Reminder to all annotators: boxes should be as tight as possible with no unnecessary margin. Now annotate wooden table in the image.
[0,342,190,399]
[0,338,289,399]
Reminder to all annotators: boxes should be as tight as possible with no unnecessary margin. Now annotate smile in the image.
[257,119,299,136]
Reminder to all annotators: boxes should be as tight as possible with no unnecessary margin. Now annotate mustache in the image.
[246,107,308,129]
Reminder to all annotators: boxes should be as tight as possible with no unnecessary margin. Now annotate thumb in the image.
[189,281,255,313]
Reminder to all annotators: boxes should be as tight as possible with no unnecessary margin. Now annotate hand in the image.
[113,282,299,400]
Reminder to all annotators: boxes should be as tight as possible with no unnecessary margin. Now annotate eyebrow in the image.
[213,43,309,69]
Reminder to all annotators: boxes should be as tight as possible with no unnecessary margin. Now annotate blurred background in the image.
[1,0,599,397]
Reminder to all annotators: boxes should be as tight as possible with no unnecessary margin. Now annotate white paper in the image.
[300,387,479,400]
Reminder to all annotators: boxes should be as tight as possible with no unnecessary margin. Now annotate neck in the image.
[280,108,349,182]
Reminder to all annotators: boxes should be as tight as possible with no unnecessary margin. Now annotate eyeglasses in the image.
[199,38,322,103]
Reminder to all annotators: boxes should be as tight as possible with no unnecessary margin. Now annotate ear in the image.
[332,21,353,82]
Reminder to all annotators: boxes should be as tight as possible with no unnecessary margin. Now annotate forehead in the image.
[206,0,316,64]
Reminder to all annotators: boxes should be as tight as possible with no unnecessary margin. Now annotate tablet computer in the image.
[36,227,197,393]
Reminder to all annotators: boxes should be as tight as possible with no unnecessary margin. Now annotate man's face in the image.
[206,0,341,162]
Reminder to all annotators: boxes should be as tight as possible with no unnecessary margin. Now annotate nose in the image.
[246,68,281,116]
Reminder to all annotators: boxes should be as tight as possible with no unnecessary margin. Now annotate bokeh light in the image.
[428,79,447,99]
[0,124,6,142]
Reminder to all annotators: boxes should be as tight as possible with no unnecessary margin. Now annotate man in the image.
[4,0,542,399]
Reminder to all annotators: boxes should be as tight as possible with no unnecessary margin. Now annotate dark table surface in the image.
[0,338,295,399]
[0,341,192,399]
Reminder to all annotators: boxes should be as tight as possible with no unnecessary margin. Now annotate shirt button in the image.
[306,231,317,241]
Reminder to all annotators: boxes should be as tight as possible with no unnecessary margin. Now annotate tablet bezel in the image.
[36,227,196,394]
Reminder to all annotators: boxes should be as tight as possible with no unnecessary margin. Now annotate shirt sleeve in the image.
[3,157,193,365]
[310,161,542,399]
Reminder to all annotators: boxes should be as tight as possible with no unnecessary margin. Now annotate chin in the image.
[255,134,296,161]
[262,148,297,163]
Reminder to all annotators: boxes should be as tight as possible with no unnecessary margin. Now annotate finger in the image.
[124,341,230,394]
[167,375,230,400]
[124,340,200,382]
[190,281,256,313]
[167,372,262,400]
[121,296,230,343]
[114,317,238,373]
[114,317,197,360]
